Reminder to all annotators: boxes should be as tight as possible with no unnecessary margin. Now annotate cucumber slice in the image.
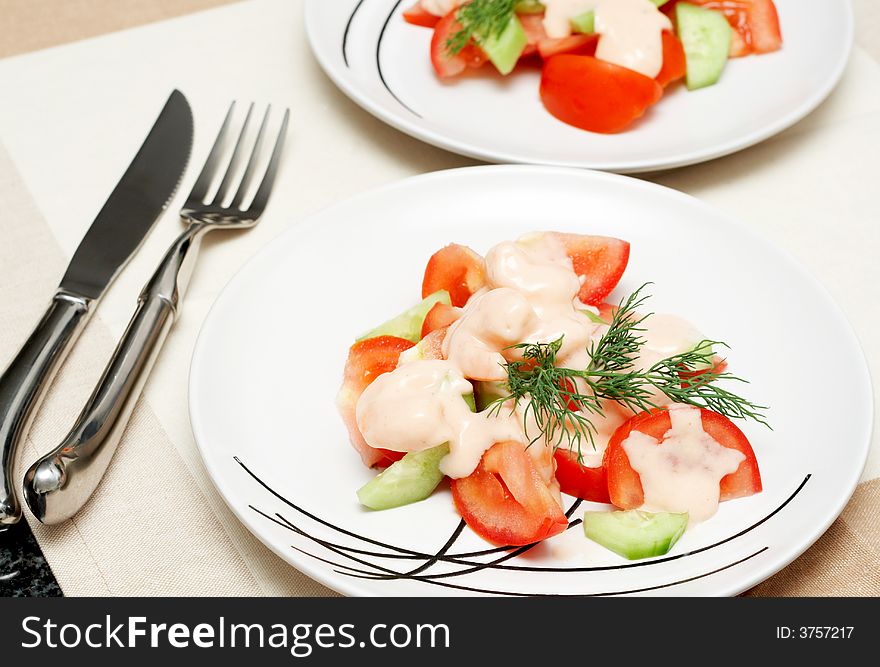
[357,389,474,511]
[583,510,688,560]
[514,0,545,13]
[474,380,507,411]
[357,290,451,343]
[480,15,528,76]
[570,11,594,35]
[357,444,450,511]
[676,2,732,91]
[651,0,671,7]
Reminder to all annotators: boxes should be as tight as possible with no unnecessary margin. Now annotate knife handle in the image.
[23,223,205,524]
[0,292,93,528]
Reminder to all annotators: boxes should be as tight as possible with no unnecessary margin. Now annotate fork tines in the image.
[185,102,289,217]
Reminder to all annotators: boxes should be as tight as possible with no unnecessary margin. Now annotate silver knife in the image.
[0,90,193,529]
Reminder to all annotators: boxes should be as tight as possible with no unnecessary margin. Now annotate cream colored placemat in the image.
[0,0,877,596]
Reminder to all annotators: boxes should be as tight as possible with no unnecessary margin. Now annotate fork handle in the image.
[23,222,206,524]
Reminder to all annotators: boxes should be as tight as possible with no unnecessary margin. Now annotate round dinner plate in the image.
[190,166,872,596]
[304,0,853,173]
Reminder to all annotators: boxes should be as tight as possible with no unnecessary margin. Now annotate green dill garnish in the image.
[487,284,769,462]
[446,0,518,55]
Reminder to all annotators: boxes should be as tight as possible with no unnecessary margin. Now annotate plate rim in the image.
[189,164,874,596]
[303,0,855,174]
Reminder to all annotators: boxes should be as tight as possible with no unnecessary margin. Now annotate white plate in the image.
[304,0,853,173]
[190,166,872,596]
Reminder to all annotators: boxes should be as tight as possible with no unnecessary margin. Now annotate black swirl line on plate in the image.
[236,456,808,578]
[237,455,582,565]
[249,505,769,596]
[342,0,367,67]
[376,0,423,117]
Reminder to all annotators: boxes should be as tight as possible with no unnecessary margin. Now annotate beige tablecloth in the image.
[0,0,877,596]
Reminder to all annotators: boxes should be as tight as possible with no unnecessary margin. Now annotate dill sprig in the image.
[446,0,518,55]
[487,285,769,462]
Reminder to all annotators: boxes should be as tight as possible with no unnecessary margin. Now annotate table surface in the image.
[0,0,878,597]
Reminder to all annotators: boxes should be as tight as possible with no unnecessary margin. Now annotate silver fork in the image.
[22,102,289,524]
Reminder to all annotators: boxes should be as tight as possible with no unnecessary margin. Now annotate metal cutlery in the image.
[0,90,193,529]
[23,102,289,524]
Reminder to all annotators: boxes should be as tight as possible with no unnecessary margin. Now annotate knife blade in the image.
[0,90,193,528]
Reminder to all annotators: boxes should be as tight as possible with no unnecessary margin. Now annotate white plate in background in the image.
[305,0,853,173]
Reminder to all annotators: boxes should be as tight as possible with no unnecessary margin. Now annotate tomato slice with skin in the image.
[655,31,686,87]
[403,2,441,28]
[541,55,664,134]
[680,358,728,388]
[416,326,448,361]
[421,243,487,307]
[554,448,611,503]
[519,12,547,56]
[452,441,568,546]
[421,302,462,339]
[338,336,415,468]
[538,34,598,59]
[664,0,782,57]
[552,232,630,306]
[431,10,488,78]
[604,407,762,510]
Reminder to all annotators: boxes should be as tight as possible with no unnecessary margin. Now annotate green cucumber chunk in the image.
[357,290,451,343]
[570,11,595,34]
[514,0,545,13]
[676,2,732,91]
[357,390,474,511]
[651,0,671,7]
[583,510,688,560]
[480,15,528,76]
[357,444,450,511]
[473,380,508,411]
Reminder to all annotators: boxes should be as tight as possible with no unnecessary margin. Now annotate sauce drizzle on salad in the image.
[356,359,524,478]
[544,0,672,77]
[621,404,745,521]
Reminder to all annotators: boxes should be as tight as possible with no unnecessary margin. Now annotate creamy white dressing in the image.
[542,0,671,77]
[622,405,745,522]
[421,0,462,17]
[356,359,523,478]
[633,313,708,405]
[443,235,598,380]
[358,233,601,480]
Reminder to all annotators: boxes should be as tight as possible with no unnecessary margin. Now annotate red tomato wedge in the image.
[452,441,568,546]
[421,302,462,339]
[519,13,598,59]
[403,2,440,28]
[431,10,488,78]
[554,448,611,503]
[604,408,762,510]
[416,326,448,360]
[597,301,616,323]
[519,12,546,56]
[540,55,664,134]
[538,34,598,59]
[337,336,415,468]
[552,232,630,306]
[421,243,487,307]
[655,31,686,87]
[680,358,728,388]
[665,0,782,57]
